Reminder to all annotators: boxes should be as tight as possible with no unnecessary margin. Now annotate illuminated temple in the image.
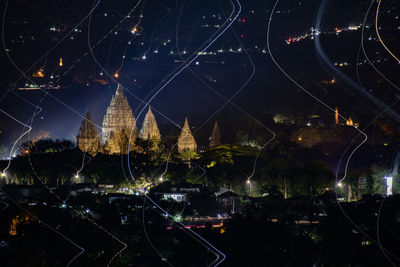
[177,118,197,153]
[77,84,201,154]
[209,121,221,148]
[139,106,161,141]
[77,111,100,155]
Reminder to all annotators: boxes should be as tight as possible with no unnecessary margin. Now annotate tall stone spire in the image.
[77,111,99,155]
[139,106,161,141]
[177,117,197,153]
[102,84,136,154]
[209,121,221,148]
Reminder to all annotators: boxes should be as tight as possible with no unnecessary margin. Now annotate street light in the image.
[337,182,343,188]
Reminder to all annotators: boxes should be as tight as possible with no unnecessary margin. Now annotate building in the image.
[77,111,99,155]
[102,84,137,154]
[177,117,197,153]
[139,106,161,141]
[209,121,221,148]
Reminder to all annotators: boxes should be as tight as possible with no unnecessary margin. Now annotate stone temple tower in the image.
[102,84,136,154]
[177,117,197,153]
[209,121,221,148]
[77,111,99,155]
[139,106,161,141]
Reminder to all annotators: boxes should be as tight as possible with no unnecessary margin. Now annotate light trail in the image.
[313,0,400,123]
[23,148,129,267]
[57,0,144,83]
[124,1,243,265]
[376,197,396,266]
[1,0,104,130]
[360,0,400,93]
[0,108,32,177]
[142,197,173,266]
[0,0,102,103]
[142,0,172,58]
[5,194,85,266]
[267,0,367,186]
[312,0,400,263]
[0,200,9,213]
[174,0,275,188]
[267,1,398,262]
[375,0,400,63]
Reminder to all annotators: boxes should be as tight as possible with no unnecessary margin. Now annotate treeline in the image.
[0,139,397,198]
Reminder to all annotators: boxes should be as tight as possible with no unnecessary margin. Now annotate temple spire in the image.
[102,83,136,154]
[115,83,123,96]
[177,117,197,153]
[209,121,221,148]
[139,106,161,141]
[77,111,99,155]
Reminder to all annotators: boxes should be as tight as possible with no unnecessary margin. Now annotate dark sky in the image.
[1,0,400,152]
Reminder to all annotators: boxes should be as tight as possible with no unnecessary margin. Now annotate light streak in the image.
[375,0,400,63]
[376,197,396,266]
[125,1,243,265]
[142,1,172,59]
[142,197,173,266]
[313,0,400,263]
[0,108,32,177]
[1,0,103,130]
[2,0,102,98]
[5,194,85,266]
[267,0,367,188]
[313,0,400,122]
[55,0,143,83]
[359,0,400,93]
[267,4,397,263]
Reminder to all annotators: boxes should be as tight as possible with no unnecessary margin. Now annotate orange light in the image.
[330,79,336,84]
[33,69,44,78]
[114,73,119,78]
[346,117,354,126]
[297,136,302,141]
[59,57,63,67]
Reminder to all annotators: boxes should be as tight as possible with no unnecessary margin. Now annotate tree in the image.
[180,150,197,161]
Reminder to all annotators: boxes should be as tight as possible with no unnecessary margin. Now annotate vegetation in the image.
[0,137,396,199]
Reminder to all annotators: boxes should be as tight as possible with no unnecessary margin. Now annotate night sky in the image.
[1,0,400,153]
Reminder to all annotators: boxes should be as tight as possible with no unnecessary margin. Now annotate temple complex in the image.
[139,106,161,141]
[77,111,99,155]
[209,121,221,148]
[177,117,197,153]
[76,84,202,155]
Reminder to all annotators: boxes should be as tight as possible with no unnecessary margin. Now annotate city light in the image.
[337,182,343,187]
[384,176,393,196]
